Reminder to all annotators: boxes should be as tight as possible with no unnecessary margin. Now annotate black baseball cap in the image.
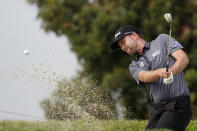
[111,25,142,50]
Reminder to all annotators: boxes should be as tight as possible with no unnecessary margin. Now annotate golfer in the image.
[111,25,192,131]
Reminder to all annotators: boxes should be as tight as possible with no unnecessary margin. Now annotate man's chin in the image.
[128,52,135,56]
[127,50,136,56]
[126,51,132,55]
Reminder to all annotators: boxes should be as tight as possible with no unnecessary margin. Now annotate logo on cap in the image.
[115,32,121,39]
[124,31,133,35]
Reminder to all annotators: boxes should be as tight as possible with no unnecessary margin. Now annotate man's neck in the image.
[137,38,146,55]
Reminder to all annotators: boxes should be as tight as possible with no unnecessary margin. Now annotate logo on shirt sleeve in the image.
[170,39,181,47]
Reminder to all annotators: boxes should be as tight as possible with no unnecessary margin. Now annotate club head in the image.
[164,13,172,23]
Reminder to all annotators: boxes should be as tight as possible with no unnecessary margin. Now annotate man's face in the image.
[118,34,138,55]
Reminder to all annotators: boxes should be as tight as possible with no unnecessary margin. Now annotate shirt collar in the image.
[144,41,151,49]
[136,41,150,59]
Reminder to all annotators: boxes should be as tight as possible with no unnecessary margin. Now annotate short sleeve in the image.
[157,34,184,56]
[129,60,144,85]
[169,37,184,55]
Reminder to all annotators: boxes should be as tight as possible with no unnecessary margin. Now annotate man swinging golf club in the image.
[110,13,192,131]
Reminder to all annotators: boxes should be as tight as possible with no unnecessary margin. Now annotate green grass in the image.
[0,120,196,131]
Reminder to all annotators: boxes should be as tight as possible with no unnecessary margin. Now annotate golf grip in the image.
[166,64,169,72]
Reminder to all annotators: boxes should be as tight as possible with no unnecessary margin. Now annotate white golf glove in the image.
[163,72,173,84]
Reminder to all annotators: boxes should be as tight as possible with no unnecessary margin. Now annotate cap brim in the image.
[111,35,124,51]
[110,32,130,51]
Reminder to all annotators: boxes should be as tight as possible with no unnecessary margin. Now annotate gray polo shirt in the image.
[129,34,189,103]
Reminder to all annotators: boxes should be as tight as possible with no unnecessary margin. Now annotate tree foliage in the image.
[28,0,197,119]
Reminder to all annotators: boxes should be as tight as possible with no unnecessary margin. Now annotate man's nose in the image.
[121,45,126,51]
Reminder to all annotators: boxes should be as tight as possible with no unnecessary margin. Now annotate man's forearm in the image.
[138,70,160,83]
[170,49,189,76]
[169,57,189,76]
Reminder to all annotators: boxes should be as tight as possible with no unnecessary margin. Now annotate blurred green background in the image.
[27,0,197,120]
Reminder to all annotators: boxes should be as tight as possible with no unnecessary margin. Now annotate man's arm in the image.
[138,70,160,83]
[138,49,189,83]
[138,68,169,83]
[169,49,189,76]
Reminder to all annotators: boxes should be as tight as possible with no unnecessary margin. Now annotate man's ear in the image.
[131,32,138,40]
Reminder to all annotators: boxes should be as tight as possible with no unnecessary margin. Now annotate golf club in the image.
[164,13,172,72]
[163,13,174,84]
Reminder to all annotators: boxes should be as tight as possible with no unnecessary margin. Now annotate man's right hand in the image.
[157,68,171,78]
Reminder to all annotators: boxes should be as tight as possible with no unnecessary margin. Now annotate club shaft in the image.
[166,24,172,72]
